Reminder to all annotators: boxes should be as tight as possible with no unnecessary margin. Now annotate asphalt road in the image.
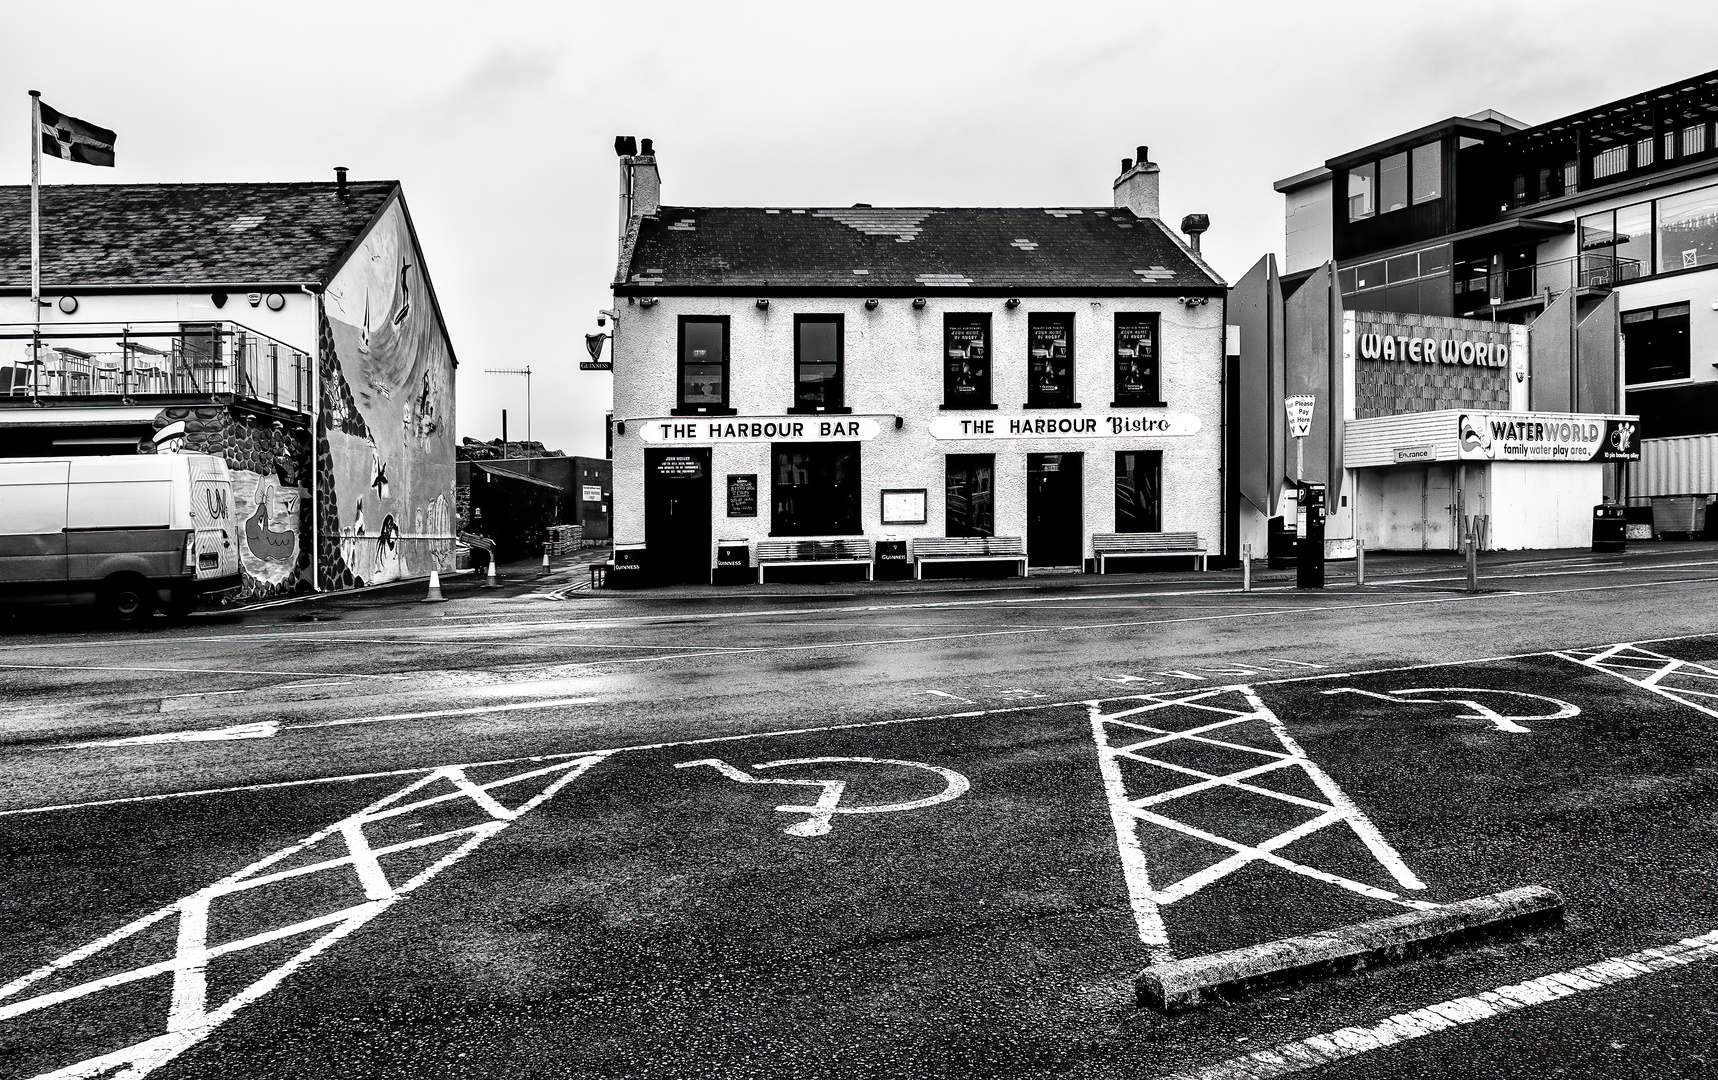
[2,545,1717,1079]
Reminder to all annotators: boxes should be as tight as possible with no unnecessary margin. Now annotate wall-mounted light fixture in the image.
[1005,298,1020,309]
[756,298,769,309]
[912,297,926,309]
[56,295,77,314]
[894,415,904,430]
[616,420,627,435]
[865,299,879,310]
[266,293,285,311]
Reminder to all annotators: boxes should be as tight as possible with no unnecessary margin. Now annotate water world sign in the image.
[1456,411,1641,462]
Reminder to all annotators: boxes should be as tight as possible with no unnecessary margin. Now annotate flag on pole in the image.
[38,100,115,167]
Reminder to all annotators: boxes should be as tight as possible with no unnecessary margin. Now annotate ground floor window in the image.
[772,442,860,535]
[1116,450,1161,532]
[945,454,994,537]
[1623,302,1690,384]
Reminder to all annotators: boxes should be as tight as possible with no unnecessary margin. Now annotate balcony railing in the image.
[1456,253,1641,313]
[0,321,310,412]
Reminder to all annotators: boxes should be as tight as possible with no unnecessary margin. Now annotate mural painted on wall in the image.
[146,405,312,600]
[317,199,456,590]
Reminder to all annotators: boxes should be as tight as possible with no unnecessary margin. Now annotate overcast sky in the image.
[6,1,1717,457]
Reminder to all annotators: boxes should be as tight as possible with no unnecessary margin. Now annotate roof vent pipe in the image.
[334,166,348,196]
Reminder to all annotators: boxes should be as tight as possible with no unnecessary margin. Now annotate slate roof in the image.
[619,206,1224,293]
[0,181,399,289]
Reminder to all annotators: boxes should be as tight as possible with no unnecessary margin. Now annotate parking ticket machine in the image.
[1296,483,1326,590]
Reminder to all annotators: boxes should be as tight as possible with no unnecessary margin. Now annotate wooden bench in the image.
[754,538,875,582]
[1092,532,1207,573]
[911,536,1028,579]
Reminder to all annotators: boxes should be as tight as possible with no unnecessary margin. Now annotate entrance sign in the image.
[1285,395,1316,439]
[929,411,1201,440]
[639,416,883,445]
[675,756,970,837]
[1393,445,1435,463]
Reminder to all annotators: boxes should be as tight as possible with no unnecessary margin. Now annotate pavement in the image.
[1,542,1717,1078]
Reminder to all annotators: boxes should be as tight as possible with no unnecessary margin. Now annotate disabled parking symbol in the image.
[675,756,970,837]
[1322,686,1580,733]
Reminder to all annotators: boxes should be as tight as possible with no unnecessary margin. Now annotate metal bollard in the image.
[1242,543,1252,593]
[1356,539,1365,586]
[1465,534,1479,594]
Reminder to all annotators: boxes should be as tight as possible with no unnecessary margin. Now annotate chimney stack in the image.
[334,166,348,197]
[1112,144,1160,220]
[614,135,661,246]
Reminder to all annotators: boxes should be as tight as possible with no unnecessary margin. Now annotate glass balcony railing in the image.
[1455,253,1641,313]
[0,321,310,412]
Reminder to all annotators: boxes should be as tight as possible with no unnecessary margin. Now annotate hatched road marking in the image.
[0,756,606,1080]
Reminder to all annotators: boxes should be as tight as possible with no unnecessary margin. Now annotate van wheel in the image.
[102,576,156,624]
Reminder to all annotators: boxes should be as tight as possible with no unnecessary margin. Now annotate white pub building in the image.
[604,139,1228,585]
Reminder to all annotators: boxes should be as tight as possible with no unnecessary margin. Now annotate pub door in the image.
[644,448,712,584]
[1027,452,1083,567]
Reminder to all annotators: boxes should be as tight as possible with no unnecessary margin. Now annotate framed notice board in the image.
[881,488,928,525]
[726,473,758,517]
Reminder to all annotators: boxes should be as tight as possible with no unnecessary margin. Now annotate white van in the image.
[0,453,243,621]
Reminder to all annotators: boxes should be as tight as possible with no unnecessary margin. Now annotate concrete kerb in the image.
[1137,885,1566,1013]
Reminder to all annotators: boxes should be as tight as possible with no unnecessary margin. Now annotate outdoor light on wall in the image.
[266,293,286,311]
[756,298,769,309]
[894,415,904,430]
[912,298,926,309]
[1005,298,1020,308]
[865,299,879,310]
[56,295,77,314]
[616,420,626,434]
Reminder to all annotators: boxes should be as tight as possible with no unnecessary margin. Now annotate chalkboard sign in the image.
[727,473,758,517]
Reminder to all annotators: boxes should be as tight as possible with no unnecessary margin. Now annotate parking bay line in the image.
[1155,928,1718,1080]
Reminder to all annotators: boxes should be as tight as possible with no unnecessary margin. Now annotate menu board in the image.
[726,473,758,517]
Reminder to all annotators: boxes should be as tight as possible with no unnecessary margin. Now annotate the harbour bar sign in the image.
[639,416,883,444]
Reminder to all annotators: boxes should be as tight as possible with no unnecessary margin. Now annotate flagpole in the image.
[28,90,41,394]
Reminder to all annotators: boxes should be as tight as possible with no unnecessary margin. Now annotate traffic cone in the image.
[483,558,500,588]
[422,569,446,603]
[540,549,552,576]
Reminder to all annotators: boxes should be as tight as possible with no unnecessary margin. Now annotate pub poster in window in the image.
[945,316,989,398]
[1115,314,1159,403]
[1028,314,1074,404]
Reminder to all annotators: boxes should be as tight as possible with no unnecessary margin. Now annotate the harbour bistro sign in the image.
[1457,411,1640,462]
[929,411,1202,440]
[1358,331,1509,368]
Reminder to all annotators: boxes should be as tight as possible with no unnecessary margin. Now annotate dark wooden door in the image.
[644,448,712,584]
[1027,452,1083,567]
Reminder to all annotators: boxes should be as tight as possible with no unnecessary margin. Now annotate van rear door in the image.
[186,457,239,581]
[0,460,69,587]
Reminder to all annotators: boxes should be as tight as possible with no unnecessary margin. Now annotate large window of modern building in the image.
[1656,185,1718,273]
[945,454,994,537]
[1115,451,1162,533]
[1112,313,1160,405]
[943,313,992,408]
[1026,312,1075,407]
[1622,303,1691,385]
[1347,163,1375,221]
[676,316,731,414]
[1411,142,1442,204]
[1578,203,1652,285]
[772,442,860,535]
[1379,152,1409,214]
[792,314,844,412]
[1340,244,1453,315]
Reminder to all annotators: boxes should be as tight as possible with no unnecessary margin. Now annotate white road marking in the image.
[1322,687,1580,734]
[0,755,606,1080]
[1090,686,1432,960]
[1154,928,1718,1080]
[675,756,969,837]
[60,698,602,750]
[0,663,390,678]
[915,689,977,704]
[1554,642,1718,718]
